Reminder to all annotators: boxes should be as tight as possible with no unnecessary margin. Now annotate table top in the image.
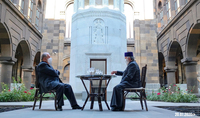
[76,74,116,80]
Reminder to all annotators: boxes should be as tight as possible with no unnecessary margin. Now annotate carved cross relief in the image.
[92,18,105,44]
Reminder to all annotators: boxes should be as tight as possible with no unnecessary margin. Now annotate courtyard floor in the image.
[0,99,199,118]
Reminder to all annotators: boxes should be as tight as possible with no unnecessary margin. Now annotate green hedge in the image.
[0,79,67,102]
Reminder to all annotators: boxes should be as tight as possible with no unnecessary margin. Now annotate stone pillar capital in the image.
[181,57,199,66]
[0,60,15,65]
[164,66,177,72]
[21,66,34,72]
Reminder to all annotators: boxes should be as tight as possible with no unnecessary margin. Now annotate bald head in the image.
[41,52,51,64]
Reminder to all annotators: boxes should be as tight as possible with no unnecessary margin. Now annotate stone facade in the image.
[42,0,160,95]
[41,19,68,83]
[0,0,46,90]
[134,19,159,91]
[155,0,200,94]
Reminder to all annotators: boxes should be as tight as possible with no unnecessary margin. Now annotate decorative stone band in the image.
[181,57,199,65]
[21,66,34,72]
[0,61,15,65]
[0,57,17,65]
[164,66,177,72]
[72,8,126,23]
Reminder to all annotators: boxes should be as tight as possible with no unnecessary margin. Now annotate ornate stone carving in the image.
[92,18,105,44]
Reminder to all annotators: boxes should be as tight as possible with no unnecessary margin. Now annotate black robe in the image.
[110,61,141,109]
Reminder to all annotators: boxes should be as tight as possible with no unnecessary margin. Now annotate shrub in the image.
[146,85,198,103]
[0,77,67,102]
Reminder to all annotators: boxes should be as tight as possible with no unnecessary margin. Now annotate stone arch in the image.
[65,2,74,38]
[15,40,32,66]
[124,3,134,39]
[31,51,40,86]
[167,41,183,67]
[0,23,12,57]
[186,23,200,58]
[0,23,13,91]
[65,0,74,9]
[124,0,134,9]
[158,52,167,87]
[36,0,43,10]
[12,40,32,83]
[167,40,185,85]
[158,1,162,9]
[62,57,70,83]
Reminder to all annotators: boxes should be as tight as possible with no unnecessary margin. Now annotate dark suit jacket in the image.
[116,61,141,88]
[37,61,61,94]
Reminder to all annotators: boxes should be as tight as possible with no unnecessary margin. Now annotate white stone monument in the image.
[70,0,127,99]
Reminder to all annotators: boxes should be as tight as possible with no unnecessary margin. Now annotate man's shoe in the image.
[57,106,63,111]
[111,107,123,111]
[72,105,82,109]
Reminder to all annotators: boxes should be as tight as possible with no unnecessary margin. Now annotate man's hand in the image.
[111,71,117,75]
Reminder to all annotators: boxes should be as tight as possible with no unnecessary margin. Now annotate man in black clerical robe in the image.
[37,52,81,111]
[110,52,141,111]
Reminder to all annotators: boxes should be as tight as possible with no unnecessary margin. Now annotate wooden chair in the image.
[32,66,58,110]
[122,64,148,111]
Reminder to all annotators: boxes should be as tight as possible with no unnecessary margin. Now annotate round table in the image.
[76,75,116,111]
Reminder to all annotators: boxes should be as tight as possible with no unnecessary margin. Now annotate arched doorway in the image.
[62,57,70,83]
[167,41,184,88]
[175,46,185,84]
[31,52,41,86]
[63,64,70,83]
[185,23,200,93]
[12,40,32,88]
[0,23,12,57]
[0,23,12,91]
[158,52,167,87]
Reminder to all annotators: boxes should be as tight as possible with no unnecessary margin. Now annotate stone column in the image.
[182,58,199,94]
[164,66,177,91]
[102,0,108,7]
[21,67,33,89]
[74,0,78,12]
[78,0,85,9]
[0,61,15,91]
[89,0,95,7]
[120,0,124,12]
[113,0,119,10]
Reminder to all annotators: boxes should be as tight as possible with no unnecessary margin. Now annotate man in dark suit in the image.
[110,52,141,111]
[37,52,81,111]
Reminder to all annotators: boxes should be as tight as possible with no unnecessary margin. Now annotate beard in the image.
[125,59,129,65]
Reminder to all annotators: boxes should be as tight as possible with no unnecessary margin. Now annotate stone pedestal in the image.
[22,67,33,89]
[164,66,177,91]
[182,61,199,93]
[0,61,15,91]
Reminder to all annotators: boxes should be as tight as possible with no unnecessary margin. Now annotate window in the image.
[28,0,34,22]
[11,0,14,3]
[158,1,162,9]
[19,0,24,13]
[166,1,171,22]
[174,0,180,15]
[35,2,41,29]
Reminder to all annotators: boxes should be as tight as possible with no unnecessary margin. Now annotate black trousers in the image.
[54,83,78,107]
[110,83,134,109]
